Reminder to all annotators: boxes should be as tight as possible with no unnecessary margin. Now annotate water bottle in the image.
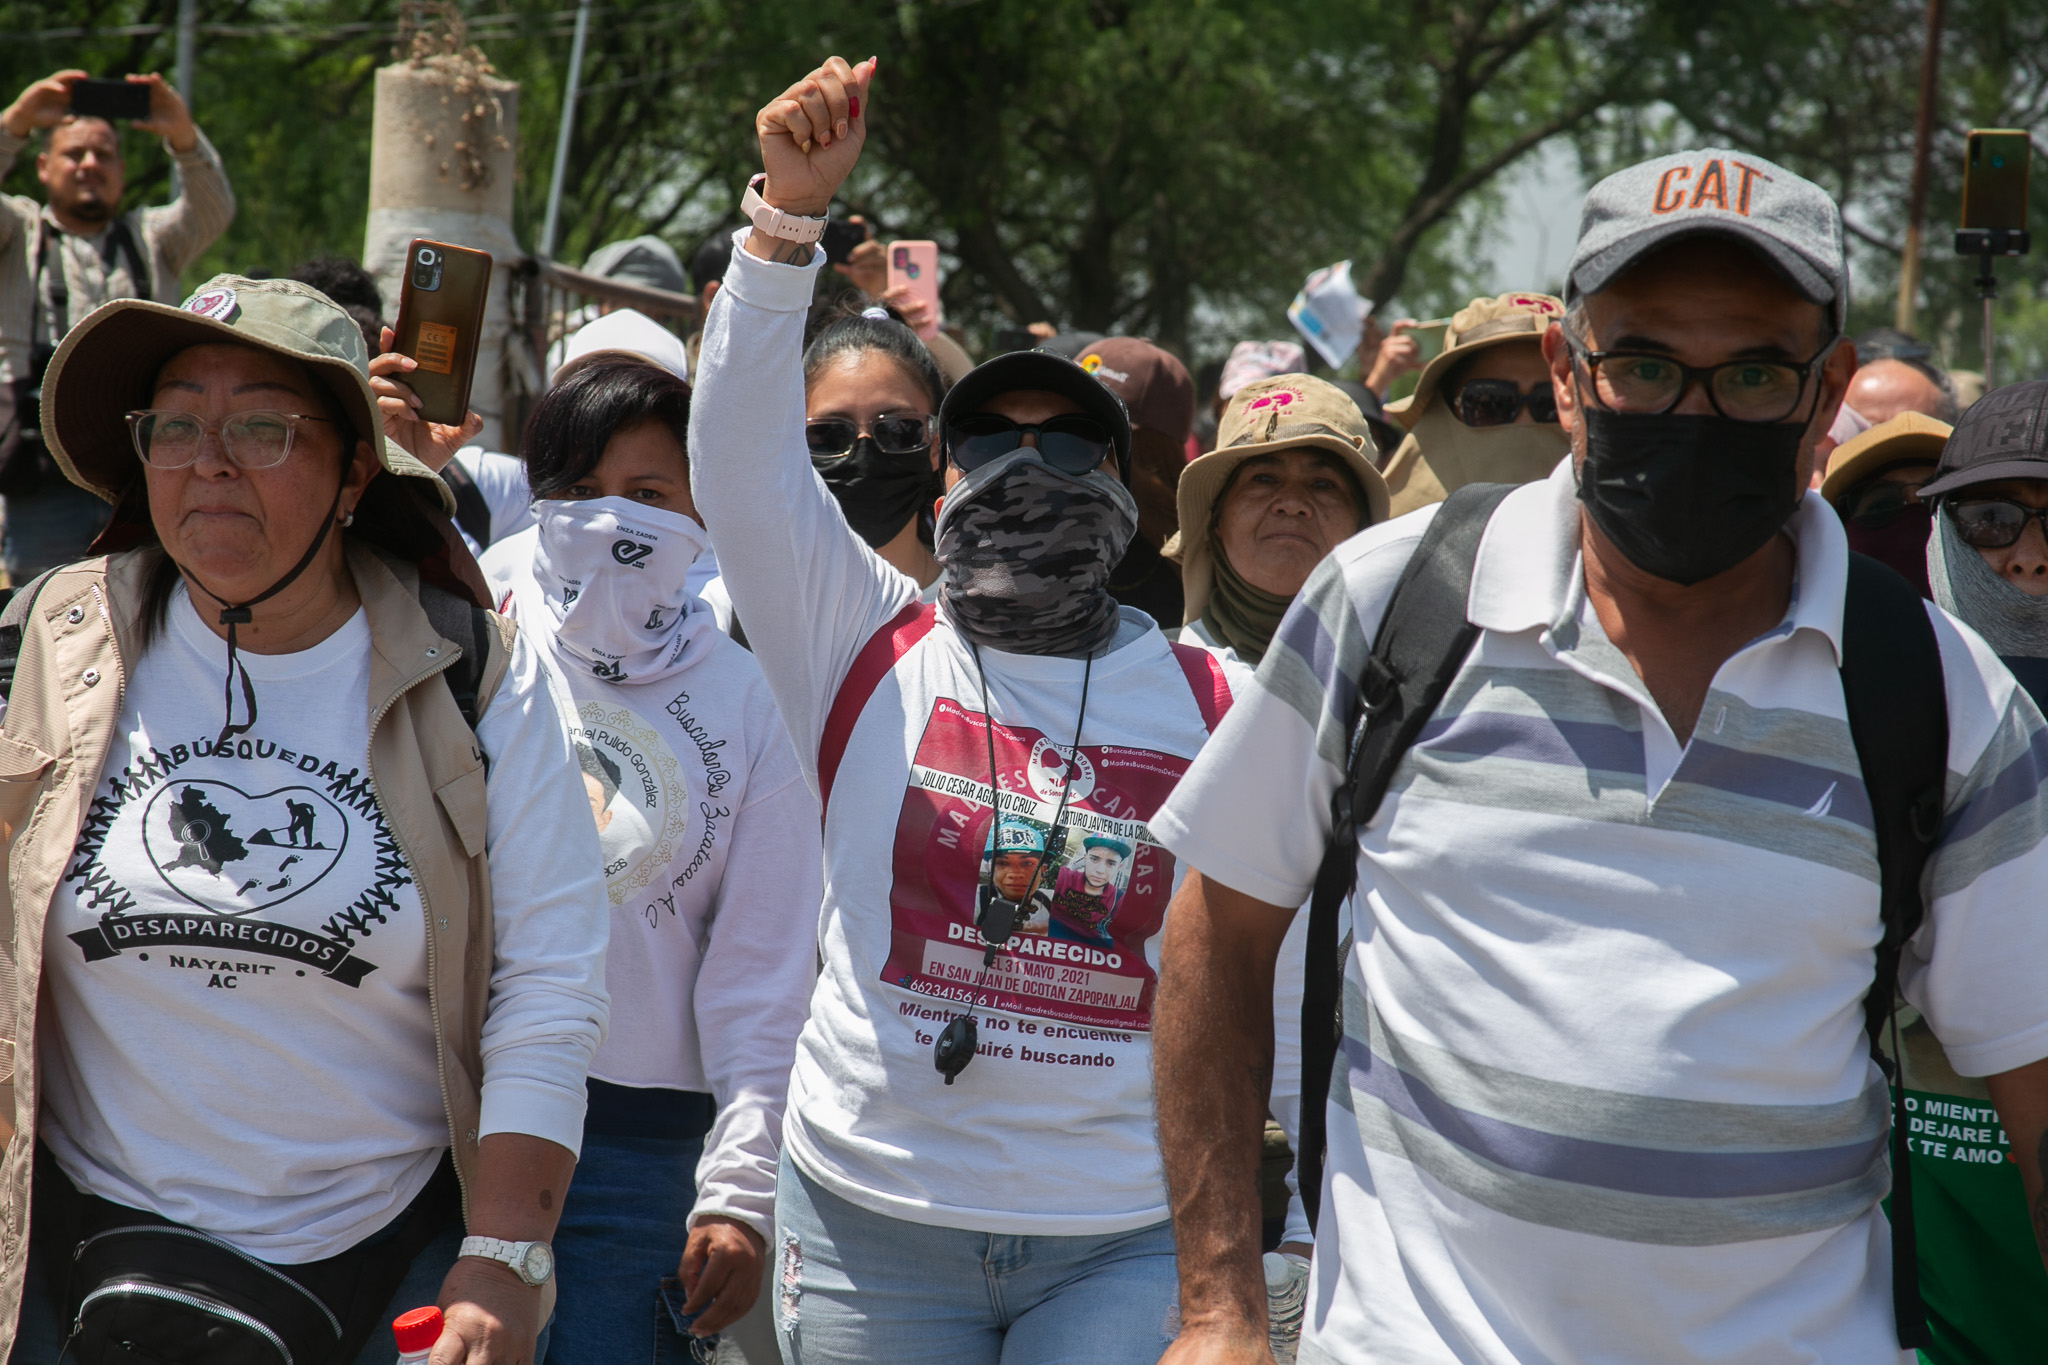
[1264,1251,1310,1365]
[393,1306,444,1363]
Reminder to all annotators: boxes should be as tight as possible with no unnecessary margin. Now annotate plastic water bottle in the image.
[1264,1251,1310,1365]
[393,1306,444,1363]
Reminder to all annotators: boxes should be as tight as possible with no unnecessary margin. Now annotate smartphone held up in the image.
[68,77,151,122]
[887,240,941,340]
[391,238,492,426]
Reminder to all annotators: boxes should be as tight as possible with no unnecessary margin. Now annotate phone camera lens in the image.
[417,248,438,265]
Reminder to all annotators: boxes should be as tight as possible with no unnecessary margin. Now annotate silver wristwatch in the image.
[459,1235,555,1287]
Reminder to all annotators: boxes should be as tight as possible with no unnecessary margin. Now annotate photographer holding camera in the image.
[0,68,236,579]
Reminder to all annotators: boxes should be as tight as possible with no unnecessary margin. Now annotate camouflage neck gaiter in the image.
[934,449,1138,658]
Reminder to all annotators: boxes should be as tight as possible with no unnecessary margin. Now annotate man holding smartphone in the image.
[0,68,235,579]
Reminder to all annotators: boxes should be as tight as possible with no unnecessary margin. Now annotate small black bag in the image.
[37,1145,457,1365]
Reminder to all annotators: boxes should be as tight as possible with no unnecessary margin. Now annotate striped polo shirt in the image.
[1153,461,2048,1364]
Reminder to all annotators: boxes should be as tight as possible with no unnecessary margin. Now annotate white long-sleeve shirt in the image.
[688,231,1237,1234]
[40,584,608,1262]
[484,530,821,1238]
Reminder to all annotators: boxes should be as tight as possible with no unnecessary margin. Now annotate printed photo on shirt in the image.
[568,700,692,918]
[976,817,1058,936]
[883,697,1188,1032]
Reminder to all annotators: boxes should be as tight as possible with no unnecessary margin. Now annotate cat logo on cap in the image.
[184,287,239,323]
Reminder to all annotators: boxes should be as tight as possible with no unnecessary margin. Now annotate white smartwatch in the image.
[741,173,827,244]
[459,1235,555,1287]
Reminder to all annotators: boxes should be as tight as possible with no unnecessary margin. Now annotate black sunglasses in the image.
[1841,481,1928,530]
[1448,379,1558,428]
[946,412,1114,476]
[1945,496,2048,550]
[806,414,935,462]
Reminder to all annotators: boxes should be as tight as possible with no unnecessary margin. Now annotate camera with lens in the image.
[411,247,443,292]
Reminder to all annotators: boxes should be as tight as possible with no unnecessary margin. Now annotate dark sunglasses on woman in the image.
[1945,495,2048,549]
[946,412,1115,476]
[1447,379,1558,428]
[806,414,936,462]
[1842,480,1929,530]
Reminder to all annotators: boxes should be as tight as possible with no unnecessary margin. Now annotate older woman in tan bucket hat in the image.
[0,275,607,1365]
[1381,291,1571,516]
[1169,373,1388,665]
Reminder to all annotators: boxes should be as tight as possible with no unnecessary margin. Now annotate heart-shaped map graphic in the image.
[141,781,348,914]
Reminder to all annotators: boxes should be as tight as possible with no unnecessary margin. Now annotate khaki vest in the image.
[0,542,511,1353]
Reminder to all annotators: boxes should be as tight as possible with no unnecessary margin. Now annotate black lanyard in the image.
[31,214,154,354]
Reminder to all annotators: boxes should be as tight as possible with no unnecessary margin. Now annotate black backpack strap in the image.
[1298,482,1514,1230]
[439,459,495,551]
[0,567,62,720]
[416,580,494,743]
[1838,551,1947,1352]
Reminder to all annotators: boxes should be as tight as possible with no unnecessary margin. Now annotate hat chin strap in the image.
[176,462,351,749]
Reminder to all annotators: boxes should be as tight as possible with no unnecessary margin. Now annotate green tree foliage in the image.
[1,0,2041,372]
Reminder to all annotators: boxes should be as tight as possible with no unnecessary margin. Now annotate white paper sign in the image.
[1286,260,1374,368]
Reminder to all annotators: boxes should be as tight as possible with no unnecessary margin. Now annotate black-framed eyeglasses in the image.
[1447,378,1558,428]
[1944,496,2048,549]
[1841,480,1929,530]
[946,413,1114,476]
[125,409,334,470]
[806,413,935,462]
[1565,338,1835,424]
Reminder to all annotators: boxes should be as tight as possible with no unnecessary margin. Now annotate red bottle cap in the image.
[392,1306,444,1354]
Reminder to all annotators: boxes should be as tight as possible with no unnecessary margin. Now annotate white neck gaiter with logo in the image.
[528,497,713,686]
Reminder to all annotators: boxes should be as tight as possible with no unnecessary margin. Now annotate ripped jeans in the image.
[771,1150,1178,1365]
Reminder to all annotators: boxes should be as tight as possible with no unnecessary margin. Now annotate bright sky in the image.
[1477,138,1587,299]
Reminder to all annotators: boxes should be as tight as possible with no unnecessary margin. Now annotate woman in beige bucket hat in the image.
[1169,373,1389,665]
[1380,291,1572,517]
[1,275,607,1364]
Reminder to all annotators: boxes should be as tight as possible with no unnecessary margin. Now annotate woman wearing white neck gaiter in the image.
[480,356,822,1365]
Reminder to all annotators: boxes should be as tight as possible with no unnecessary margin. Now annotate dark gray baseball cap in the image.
[1567,148,1848,331]
[1918,380,2048,498]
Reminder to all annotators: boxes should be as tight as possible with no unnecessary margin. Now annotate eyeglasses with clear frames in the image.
[124,410,335,471]
[1565,337,1837,424]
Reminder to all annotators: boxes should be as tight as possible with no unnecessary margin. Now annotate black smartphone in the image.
[1961,129,2031,232]
[68,77,151,122]
[822,217,868,266]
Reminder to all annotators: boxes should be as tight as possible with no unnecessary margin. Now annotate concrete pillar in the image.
[365,62,520,449]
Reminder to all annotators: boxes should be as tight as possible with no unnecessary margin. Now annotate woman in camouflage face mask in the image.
[686,55,1250,1365]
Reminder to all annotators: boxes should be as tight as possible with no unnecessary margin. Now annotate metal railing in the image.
[503,255,700,450]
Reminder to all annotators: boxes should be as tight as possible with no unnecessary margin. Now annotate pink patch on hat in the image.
[1509,295,1560,313]
[1247,390,1297,411]
[185,287,238,322]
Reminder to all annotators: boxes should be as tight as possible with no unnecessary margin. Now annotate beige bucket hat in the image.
[1396,291,1564,428]
[1169,374,1390,625]
[41,273,454,514]
[1819,410,1953,504]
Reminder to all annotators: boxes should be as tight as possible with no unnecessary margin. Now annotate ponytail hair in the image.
[801,300,949,413]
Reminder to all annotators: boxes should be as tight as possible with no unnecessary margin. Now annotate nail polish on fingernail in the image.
[849,95,860,118]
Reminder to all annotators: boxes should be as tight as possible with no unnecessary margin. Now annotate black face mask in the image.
[1577,408,1807,586]
[815,436,938,549]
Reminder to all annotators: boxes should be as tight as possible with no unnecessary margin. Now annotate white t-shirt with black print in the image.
[484,534,822,1240]
[39,582,610,1264]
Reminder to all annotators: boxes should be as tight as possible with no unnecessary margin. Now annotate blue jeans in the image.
[773,1151,1178,1365]
[542,1123,708,1365]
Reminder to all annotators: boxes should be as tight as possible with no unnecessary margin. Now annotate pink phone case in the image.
[887,240,942,339]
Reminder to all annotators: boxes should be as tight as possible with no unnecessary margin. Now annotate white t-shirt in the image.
[1154,464,2048,1363]
[450,446,537,555]
[40,580,610,1263]
[691,231,1243,1235]
[484,547,822,1238]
